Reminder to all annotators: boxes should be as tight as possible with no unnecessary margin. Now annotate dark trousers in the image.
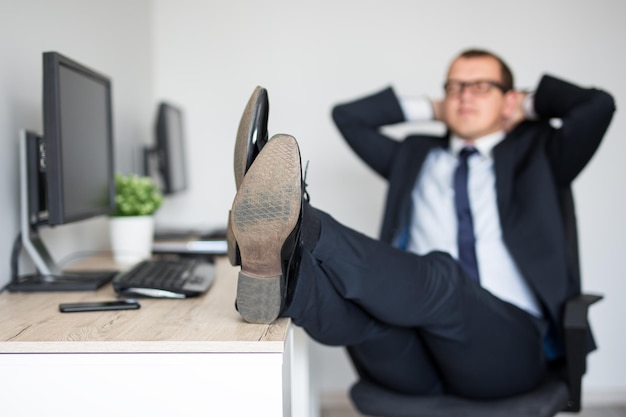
[283,207,548,400]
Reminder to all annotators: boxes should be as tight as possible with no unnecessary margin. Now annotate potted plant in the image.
[110,173,163,265]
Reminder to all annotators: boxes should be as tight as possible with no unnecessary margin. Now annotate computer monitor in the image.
[9,52,117,292]
[144,102,188,195]
[43,52,116,224]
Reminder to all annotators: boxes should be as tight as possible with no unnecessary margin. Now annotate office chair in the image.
[349,293,602,417]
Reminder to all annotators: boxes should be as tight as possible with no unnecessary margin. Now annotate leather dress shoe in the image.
[230,134,303,324]
[227,86,270,266]
[234,86,269,187]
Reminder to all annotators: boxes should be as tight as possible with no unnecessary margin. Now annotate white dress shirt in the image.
[400,96,542,317]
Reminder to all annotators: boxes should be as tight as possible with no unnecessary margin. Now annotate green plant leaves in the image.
[114,173,164,216]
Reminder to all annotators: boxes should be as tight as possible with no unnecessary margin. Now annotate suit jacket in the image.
[332,75,615,341]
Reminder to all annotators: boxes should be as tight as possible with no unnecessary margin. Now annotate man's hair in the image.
[457,49,514,91]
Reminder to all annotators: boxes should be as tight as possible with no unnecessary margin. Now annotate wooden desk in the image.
[0,256,309,417]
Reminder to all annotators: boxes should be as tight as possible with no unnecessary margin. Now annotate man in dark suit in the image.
[229,48,615,399]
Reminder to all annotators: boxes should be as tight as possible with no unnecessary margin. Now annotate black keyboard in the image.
[112,258,215,298]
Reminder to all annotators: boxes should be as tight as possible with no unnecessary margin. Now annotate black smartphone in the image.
[59,299,141,313]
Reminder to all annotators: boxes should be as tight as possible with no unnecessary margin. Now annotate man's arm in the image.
[332,87,411,179]
[532,75,615,185]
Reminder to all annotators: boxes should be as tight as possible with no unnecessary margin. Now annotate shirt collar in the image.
[450,131,506,158]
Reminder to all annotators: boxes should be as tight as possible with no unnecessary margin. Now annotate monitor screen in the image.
[154,102,188,195]
[42,52,115,226]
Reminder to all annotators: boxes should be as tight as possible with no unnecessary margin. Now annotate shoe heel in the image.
[236,272,282,324]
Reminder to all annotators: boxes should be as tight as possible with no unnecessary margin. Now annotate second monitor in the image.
[144,102,188,196]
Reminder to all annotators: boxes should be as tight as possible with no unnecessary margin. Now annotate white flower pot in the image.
[109,215,154,265]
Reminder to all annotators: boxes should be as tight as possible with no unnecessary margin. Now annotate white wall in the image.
[0,0,153,276]
[152,0,626,401]
[0,0,623,407]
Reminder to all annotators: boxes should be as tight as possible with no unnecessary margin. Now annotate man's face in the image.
[443,56,514,142]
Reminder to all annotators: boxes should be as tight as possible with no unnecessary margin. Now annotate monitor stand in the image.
[7,231,116,292]
[7,130,117,293]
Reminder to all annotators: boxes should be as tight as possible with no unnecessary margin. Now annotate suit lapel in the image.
[405,136,447,185]
[493,137,515,221]
[389,135,447,246]
[493,126,534,225]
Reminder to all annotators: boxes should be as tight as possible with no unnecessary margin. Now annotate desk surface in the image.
[0,256,289,354]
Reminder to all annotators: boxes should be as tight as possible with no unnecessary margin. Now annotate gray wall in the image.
[152,0,626,400]
[0,0,153,273]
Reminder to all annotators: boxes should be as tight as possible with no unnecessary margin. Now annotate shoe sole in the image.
[229,86,269,266]
[231,134,301,323]
[226,210,239,266]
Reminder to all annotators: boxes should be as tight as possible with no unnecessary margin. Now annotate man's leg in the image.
[300,206,547,399]
[231,134,445,395]
[347,331,446,396]
[285,248,445,396]
[231,134,547,399]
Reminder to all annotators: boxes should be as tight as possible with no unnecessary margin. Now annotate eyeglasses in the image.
[443,80,508,97]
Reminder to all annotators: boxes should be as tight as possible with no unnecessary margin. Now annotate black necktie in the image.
[454,147,480,282]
